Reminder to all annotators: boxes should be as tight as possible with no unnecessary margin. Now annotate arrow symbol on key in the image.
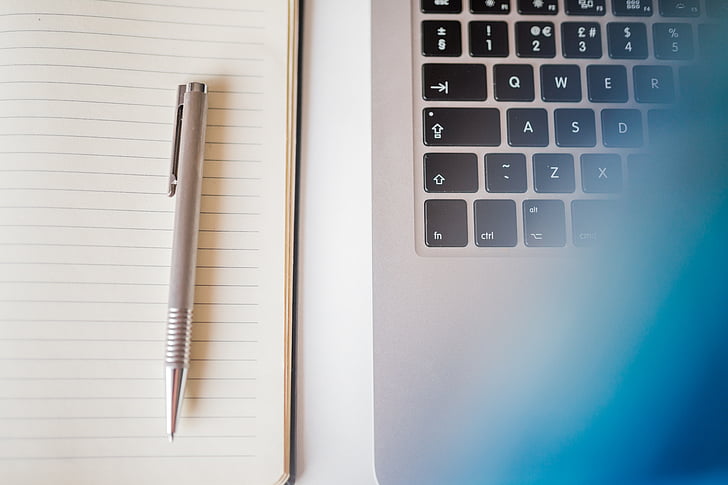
[430,81,449,94]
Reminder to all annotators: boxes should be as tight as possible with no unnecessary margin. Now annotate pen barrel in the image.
[166,84,207,371]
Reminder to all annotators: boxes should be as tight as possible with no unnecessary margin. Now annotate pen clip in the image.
[168,84,187,197]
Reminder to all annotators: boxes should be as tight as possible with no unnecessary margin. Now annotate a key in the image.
[613,0,653,16]
[607,23,648,59]
[423,108,501,146]
[485,153,527,193]
[494,64,535,101]
[540,65,582,102]
[581,154,623,193]
[423,64,487,101]
[554,109,596,147]
[469,22,509,57]
[565,0,606,15]
[474,200,518,247]
[633,65,675,103]
[562,22,602,58]
[471,0,511,14]
[572,200,620,246]
[518,0,558,14]
[658,0,699,16]
[587,65,629,102]
[424,153,479,193]
[516,22,556,58]
[653,23,693,60]
[422,21,462,57]
[533,154,575,193]
[425,199,468,247]
[523,200,566,247]
[507,109,549,147]
[421,0,462,13]
[601,109,643,147]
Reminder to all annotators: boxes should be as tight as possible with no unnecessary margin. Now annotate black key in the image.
[423,64,487,101]
[633,66,675,103]
[565,0,606,15]
[523,200,566,247]
[706,0,728,17]
[474,200,518,247]
[581,154,623,193]
[572,200,619,246]
[601,109,643,147]
[562,22,602,58]
[627,154,654,193]
[471,0,511,13]
[424,153,479,193]
[554,109,596,147]
[587,65,628,102]
[518,0,558,14]
[698,24,723,59]
[533,154,575,193]
[423,108,501,146]
[485,153,527,193]
[541,65,582,102]
[421,0,462,13]
[422,21,462,57]
[469,22,509,57]
[607,23,648,59]
[659,0,699,16]
[516,22,556,58]
[653,23,694,60]
[494,65,535,101]
[507,109,549,147]
[425,199,468,247]
[613,0,653,16]
[647,109,677,144]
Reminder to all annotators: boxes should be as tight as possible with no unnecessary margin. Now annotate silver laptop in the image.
[371,1,727,484]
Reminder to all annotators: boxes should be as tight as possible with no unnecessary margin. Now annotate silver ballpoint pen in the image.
[165,82,208,442]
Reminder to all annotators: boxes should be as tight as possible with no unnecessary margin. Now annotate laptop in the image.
[371,1,727,484]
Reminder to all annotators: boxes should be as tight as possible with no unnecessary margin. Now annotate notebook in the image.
[0,1,299,484]
[372,1,727,484]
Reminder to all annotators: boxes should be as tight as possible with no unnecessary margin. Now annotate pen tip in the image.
[168,433,174,443]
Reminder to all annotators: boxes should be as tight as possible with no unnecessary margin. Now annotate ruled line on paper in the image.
[0,63,262,77]
[0,46,263,62]
[0,435,256,440]
[95,0,264,13]
[0,455,256,461]
[0,151,166,159]
[0,29,265,46]
[0,13,264,30]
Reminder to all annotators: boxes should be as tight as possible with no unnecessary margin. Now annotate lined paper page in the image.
[0,1,294,483]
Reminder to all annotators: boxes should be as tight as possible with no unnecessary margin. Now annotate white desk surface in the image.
[296,1,376,484]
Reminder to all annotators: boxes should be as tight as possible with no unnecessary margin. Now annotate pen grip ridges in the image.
[165,308,192,367]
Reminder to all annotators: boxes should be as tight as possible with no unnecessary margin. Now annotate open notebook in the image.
[0,1,298,484]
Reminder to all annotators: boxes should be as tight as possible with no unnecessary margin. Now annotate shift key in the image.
[424,108,501,146]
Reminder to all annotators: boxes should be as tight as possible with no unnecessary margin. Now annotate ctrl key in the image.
[425,199,468,247]
[475,200,517,247]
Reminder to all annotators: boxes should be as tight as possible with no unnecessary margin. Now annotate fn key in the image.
[425,199,468,247]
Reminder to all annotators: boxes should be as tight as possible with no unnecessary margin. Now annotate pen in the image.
[165,82,208,442]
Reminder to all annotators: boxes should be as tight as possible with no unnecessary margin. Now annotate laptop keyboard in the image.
[414,0,719,251]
